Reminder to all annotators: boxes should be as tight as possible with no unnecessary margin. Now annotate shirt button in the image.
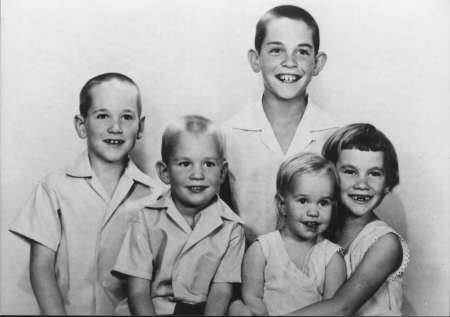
[102,282,107,288]
[105,244,110,250]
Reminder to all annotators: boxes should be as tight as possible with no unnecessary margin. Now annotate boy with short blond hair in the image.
[10,73,161,315]
[113,115,245,316]
[222,5,340,245]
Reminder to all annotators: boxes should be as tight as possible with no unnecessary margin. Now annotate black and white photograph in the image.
[1,0,449,315]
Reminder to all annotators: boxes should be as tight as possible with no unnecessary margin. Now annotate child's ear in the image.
[313,51,327,76]
[74,115,87,139]
[276,194,286,216]
[219,160,228,184]
[248,49,261,73]
[155,161,171,185]
[384,185,391,195]
[137,116,146,140]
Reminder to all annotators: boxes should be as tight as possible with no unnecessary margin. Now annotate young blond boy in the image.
[9,73,161,315]
[113,115,245,316]
[222,5,340,244]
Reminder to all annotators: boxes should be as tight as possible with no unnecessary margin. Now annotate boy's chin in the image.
[265,87,307,102]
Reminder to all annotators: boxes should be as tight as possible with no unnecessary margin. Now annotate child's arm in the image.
[286,233,402,316]
[322,252,347,300]
[241,241,268,316]
[127,276,156,316]
[30,241,66,315]
[205,282,233,315]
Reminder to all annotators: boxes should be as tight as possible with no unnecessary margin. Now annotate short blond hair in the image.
[161,115,225,163]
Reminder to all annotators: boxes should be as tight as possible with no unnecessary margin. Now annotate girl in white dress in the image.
[241,153,347,316]
[284,124,409,316]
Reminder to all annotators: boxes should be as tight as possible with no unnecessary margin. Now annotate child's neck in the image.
[172,196,214,230]
[335,208,379,250]
[262,91,308,120]
[262,92,308,154]
[90,155,127,198]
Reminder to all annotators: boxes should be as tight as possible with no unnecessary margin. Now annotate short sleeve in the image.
[323,239,345,265]
[9,182,61,252]
[112,210,154,280]
[213,223,245,283]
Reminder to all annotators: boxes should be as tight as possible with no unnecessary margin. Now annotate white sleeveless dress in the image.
[257,230,344,316]
[345,220,410,316]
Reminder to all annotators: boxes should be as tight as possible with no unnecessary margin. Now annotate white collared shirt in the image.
[113,190,245,315]
[10,150,161,315]
[222,95,340,244]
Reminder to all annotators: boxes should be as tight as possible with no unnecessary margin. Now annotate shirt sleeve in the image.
[9,182,61,252]
[112,210,154,280]
[213,222,245,283]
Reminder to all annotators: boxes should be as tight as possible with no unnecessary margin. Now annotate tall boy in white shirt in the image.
[222,5,340,245]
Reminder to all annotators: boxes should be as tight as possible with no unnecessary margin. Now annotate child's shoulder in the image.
[350,220,410,281]
[222,100,260,130]
[357,220,405,247]
[216,197,245,225]
[314,236,346,264]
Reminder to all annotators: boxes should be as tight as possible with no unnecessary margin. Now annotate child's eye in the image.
[269,48,282,54]
[298,198,307,204]
[97,114,108,119]
[179,162,190,167]
[204,162,215,168]
[319,200,330,207]
[344,170,356,175]
[370,171,382,177]
[122,115,133,120]
[297,49,309,56]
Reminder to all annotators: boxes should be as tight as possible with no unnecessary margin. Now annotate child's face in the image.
[76,80,144,165]
[162,132,227,214]
[251,17,326,102]
[281,171,334,242]
[336,149,389,218]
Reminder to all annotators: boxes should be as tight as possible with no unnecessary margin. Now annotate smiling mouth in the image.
[105,140,124,145]
[187,186,207,193]
[349,195,372,202]
[276,74,300,83]
[303,221,320,229]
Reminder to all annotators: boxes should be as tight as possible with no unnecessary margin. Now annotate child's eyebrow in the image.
[369,166,385,172]
[92,108,109,113]
[297,43,313,49]
[338,164,355,169]
[266,41,284,46]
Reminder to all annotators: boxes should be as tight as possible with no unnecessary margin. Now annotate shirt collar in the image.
[229,93,338,132]
[66,150,156,187]
[146,189,244,224]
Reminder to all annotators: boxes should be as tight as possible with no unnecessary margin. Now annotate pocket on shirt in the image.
[189,255,221,296]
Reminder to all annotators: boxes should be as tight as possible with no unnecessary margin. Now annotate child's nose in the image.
[108,119,123,134]
[190,165,205,180]
[353,176,370,190]
[307,205,319,217]
[281,52,297,68]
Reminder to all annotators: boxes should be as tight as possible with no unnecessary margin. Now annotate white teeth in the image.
[351,195,371,202]
[280,74,297,82]
[106,140,123,144]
